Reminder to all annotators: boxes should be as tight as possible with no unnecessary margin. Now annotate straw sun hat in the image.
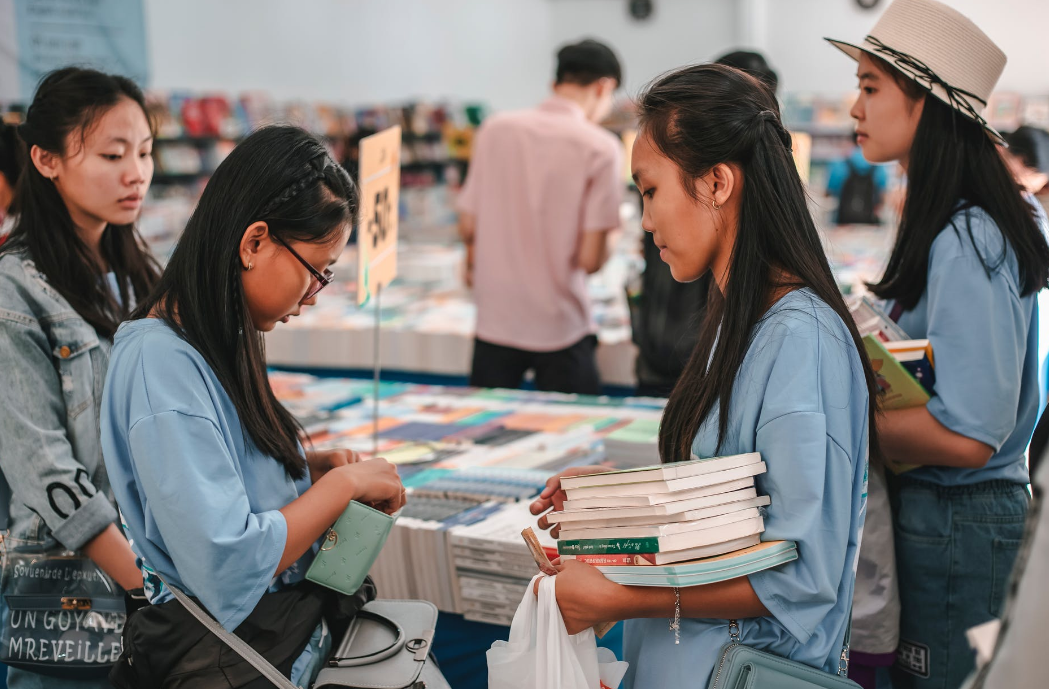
[825,0,1007,144]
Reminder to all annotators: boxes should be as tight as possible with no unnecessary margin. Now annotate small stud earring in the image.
[247,262,253,271]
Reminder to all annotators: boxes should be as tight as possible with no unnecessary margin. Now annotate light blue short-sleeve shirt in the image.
[623,289,869,688]
[100,319,316,628]
[892,206,1039,486]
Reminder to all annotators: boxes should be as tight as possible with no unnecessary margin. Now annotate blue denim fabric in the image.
[0,251,117,550]
[0,251,121,685]
[890,475,1028,689]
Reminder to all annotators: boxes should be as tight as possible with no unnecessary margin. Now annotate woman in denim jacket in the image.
[0,68,160,688]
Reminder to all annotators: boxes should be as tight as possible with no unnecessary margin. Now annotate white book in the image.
[559,507,763,541]
[549,485,758,524]
[557,515,765,556]
[561,464,765,509]
[569,495,771,530]
[561,534,763,566]
[561,452,761,491]
[565,459,765,501]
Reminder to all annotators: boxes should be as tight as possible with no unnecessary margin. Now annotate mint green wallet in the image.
[306,501,396,595]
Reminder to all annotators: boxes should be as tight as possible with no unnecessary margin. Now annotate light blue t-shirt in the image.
[100,318,327,685]
[891,205,1039,486]
[623,289,869,688]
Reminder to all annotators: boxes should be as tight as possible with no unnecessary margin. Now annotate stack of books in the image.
[851,296,935,470]
[551,453,796,585]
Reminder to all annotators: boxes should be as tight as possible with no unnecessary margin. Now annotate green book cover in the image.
[863,334,930,410]
[558,537,663,554]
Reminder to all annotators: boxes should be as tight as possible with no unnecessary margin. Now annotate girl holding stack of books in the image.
[531,61,879,687]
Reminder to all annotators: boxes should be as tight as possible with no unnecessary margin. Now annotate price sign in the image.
[357,126,401,305]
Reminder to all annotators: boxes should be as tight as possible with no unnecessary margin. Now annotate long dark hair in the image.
[640,64,880,464]
[868,60,1049,308]
[133,126,359,478]
[1,67,160,338]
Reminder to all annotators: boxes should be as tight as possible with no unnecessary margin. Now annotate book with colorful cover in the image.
[864,335,930,411]
[561,452,761,493]
[884,339,935,395]
[596,540,798,586]
[557,515,765,556]
[562,534,762,566]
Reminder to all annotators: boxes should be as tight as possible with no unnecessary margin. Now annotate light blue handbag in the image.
[707,612,860,689]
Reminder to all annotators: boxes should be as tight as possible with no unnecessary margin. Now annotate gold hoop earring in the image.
[246,262,253,271]
[711,199,722,211]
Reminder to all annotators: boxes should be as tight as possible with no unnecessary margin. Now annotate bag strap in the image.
[726,602,853,678]
[839,602,853,677]
[158,576,298,689]
[329,610,406,667]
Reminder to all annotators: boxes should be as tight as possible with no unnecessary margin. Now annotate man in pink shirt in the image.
[457,39,624,394]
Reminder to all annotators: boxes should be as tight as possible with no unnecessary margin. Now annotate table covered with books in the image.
[272,371,794,629]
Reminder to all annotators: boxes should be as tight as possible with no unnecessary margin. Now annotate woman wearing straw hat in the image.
[827,1,1049,687]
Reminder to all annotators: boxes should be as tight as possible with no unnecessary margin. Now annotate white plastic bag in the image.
[488,574,629,689]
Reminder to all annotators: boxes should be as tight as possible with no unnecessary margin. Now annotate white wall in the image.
[144,0,554,110]
[765,0,1049,96]
[547,0,739,97]
[63,0,1049,110]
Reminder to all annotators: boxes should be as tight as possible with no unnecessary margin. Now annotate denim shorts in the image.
[889,475,1029,689]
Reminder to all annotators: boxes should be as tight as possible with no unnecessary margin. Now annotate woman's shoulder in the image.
[932,204,1008,266]
[110,320,224,420]
[0,248,36,289]
[757,289,863,382]
[760,289,852,344]
[113,319,203,366]
[0,250,68,324]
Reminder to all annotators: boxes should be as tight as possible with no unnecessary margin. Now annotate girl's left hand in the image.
[307,449,361,483]
[534,559,625,635]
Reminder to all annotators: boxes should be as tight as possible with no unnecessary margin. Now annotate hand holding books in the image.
[530,465,613,538]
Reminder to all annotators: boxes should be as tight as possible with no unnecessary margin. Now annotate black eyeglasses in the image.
[272,235,334,300]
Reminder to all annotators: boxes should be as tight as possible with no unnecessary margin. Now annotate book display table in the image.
[264,243,641,388]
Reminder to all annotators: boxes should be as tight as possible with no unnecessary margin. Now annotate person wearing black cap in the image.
[457,39,624,395]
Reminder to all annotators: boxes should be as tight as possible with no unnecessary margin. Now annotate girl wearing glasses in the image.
[99,126,405,687]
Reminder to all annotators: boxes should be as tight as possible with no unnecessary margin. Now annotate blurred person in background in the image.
[457,39,624,395]
[1001,125,1049,205]
[826,132,890,225]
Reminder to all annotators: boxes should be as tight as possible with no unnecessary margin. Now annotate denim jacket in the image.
[0,249,119,551]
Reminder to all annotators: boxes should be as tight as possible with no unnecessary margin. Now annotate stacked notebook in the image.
[553,453,781,574]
